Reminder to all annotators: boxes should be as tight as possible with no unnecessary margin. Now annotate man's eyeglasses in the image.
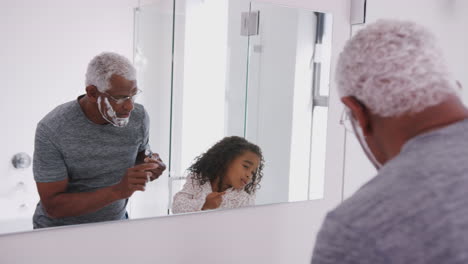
[103,89,142,105]
[339,108,354,133]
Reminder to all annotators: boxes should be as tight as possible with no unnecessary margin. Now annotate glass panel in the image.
[317,13,333,97]
[130,1,174,219]
[168,0,251,212]
[246,2,332,205]
[309,106,328,200]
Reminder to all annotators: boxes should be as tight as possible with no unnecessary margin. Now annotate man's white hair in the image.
[85,52,136,92]
[336,19,457,117]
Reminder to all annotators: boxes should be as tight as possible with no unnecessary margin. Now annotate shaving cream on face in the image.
[97,96,130,127]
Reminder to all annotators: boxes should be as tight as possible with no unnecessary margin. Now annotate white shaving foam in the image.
[97,96,129,127]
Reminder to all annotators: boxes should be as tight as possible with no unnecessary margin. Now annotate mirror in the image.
[0,0,333,235]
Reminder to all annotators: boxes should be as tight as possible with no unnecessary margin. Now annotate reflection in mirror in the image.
[134,0,333,214]
[1,0,148,236]
[164,0,254,214]
[171,136,264,213]
[0,0,333,236]
[129,0,174,221]
[245,2,332,204]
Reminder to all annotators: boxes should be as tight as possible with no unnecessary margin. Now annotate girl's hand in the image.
[202,192,226,210]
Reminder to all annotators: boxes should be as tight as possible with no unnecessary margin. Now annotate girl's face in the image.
[223,151,260,190]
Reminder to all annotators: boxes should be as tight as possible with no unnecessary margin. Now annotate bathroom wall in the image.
[0,201,330,264]
[343,0,468,199]
[0,0,138,233]
[0,0,350,263]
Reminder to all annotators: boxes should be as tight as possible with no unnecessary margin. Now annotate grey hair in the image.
[85,52,136,92]
[336,19,457,117]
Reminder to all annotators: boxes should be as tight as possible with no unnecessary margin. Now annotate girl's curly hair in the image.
[188,136,264,194]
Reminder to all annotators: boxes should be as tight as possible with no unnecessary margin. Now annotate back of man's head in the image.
[336,19,457,117]
[85,52,136,92]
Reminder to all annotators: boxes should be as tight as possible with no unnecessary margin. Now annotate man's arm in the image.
[36,162,157,219]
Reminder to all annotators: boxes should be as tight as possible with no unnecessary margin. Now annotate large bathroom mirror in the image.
[0,0,333,235]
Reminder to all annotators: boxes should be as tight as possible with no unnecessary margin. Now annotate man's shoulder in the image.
[329,175,386,225]
[332,121,468,226]
[37,100,78,131]
[329,162,427,231]
[330,143,468,233]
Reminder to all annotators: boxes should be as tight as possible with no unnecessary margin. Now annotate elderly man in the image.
[33,52,166,228]
[311,20,468,263]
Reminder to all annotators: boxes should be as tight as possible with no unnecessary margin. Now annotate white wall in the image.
[343,0,468,199]
[0,0,350,263]
[0,0,138,233]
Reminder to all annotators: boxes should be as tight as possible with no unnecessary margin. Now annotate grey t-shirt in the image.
[312,119,468,264]
[33,96,149,228]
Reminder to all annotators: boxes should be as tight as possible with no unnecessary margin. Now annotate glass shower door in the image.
[167,0,252,213]
[245,2,333,204]
[130,1,174,218]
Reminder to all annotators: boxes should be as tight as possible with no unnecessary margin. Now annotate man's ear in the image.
[86,86,99,103]
[341,96,372,137]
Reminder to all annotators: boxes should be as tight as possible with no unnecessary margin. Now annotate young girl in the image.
[172,136,264,214]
